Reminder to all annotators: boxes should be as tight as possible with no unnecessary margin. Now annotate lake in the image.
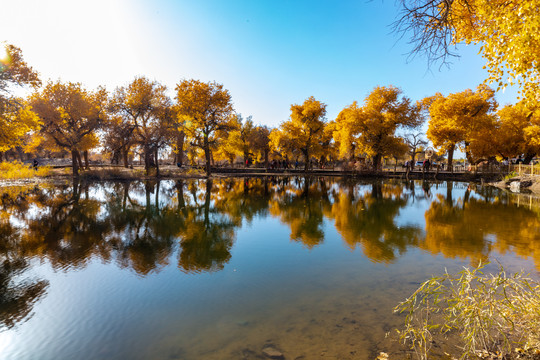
[0,177,539,360]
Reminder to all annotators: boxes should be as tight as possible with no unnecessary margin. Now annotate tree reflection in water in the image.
[2,178,540,330]
[326,179,421,262]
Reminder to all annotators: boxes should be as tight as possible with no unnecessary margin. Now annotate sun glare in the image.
[0,45,11,71]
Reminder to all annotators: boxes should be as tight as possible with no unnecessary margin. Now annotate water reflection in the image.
[1,178,540,332]
[422,182,540,264]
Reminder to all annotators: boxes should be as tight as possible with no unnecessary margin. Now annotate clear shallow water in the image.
[0,178,539,359]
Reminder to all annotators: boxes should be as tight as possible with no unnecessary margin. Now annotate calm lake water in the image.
[0,177,539,360]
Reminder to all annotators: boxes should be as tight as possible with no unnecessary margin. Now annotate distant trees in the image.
[5,43,540,173]
[403,132,428,166]
[250,125,271,167]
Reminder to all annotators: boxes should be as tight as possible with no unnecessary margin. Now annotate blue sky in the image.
[1,0,519,129]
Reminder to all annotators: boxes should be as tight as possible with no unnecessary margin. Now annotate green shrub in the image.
[504,171,519,181]
[394,263,540,359]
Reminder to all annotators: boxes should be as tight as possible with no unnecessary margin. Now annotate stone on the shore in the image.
[510,181,521,192]
[510,179,534,192]
[262,346,284,359]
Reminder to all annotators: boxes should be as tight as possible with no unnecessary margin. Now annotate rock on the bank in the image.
[509,178,534,192]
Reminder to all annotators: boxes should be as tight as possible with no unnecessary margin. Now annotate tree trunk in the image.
[244,150,249,168]
[264,150,269,168]
[76,151,84,171]
[83,150,89,169]
[204,135,211,176]
[71,150,79,177]
[144,145,151,176]
[111,150,119,164]
[155,147,160,177]
[176,131,184,166]
[17,147,24,161]
[524,152,536,164]
[303,149,309,172]
[123,146,129,168]
[447,144,455,172]
[0,152,3,162]
[373,154,382,171]
[464,142,474,166]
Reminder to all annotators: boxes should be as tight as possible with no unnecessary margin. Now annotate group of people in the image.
[269,159,291,170]
[404,159,432,172]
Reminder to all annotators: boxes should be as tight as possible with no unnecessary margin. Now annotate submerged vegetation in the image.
[395,263,540,359]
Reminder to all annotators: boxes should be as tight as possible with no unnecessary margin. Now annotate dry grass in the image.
[394,263,540,359]
[0,161,51,180]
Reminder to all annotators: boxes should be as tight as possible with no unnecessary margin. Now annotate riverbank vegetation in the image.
[395,264,540,359]
[2,36,540,178]
[0,161,50,180]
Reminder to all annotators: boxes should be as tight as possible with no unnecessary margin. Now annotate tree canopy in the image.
[395,0,540,104]
[0,44,41,159]
[425,84,497,167]
[30,81,107,176]
[335,86,422,169]
[175,79,235,176]
[275,96,327,171]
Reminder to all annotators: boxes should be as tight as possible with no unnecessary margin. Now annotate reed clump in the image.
[394,263,540,359]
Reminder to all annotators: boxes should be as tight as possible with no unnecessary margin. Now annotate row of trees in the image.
[2,44,540,177]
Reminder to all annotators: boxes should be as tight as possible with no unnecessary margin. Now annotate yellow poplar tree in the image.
[30,82,107,176]
[334,86,422,170]
[395,0,540,104]
[214,115,242,165]
[0,44,41,160]
[175,80,235,176]
[277,96,327,171]
[109,77,172,176]
[426,85,497,168]
[496,104,540,163]
[251,125,271,167]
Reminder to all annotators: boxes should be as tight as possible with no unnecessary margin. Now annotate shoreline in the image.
[0,165,523,190]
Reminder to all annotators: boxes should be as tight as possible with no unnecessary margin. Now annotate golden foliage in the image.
[397,0,540,104]
[0,44,41,154]
[175,79,234,175]
[273,96,327,170]
[0,161,50,179]
[109,77,172,174]
[425,84,497,165]
[334,86,422,168]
